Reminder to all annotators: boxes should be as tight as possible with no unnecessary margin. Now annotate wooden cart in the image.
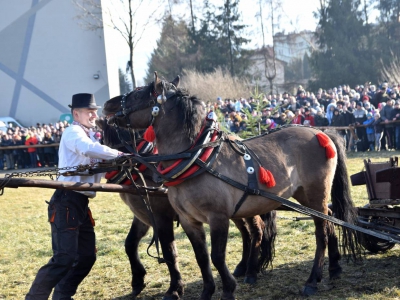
[351,156,400,253]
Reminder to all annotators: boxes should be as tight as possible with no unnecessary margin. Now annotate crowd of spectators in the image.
[209,82,400,153]
[0,121,68,170]
[0,120,103,170]
[2,82,400,170]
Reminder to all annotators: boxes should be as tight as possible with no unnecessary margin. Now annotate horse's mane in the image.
[170,87,204,143]
[133,80,205,143]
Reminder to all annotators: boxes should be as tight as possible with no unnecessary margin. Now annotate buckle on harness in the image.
[246,187,260,195]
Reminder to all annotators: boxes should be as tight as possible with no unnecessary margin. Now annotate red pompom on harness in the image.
[259,166,276,188]
[143,125,156,142]
[316,132,336,159]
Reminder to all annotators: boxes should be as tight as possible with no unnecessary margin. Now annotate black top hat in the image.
[68,93,101,109]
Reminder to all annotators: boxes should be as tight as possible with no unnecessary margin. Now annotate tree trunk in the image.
[130,51,136,89]
[128,0,136,89]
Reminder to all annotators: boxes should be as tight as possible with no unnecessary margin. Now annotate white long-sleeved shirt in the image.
[58,124,120,198]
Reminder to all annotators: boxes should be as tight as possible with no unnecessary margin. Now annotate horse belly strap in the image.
[232,148,259,216]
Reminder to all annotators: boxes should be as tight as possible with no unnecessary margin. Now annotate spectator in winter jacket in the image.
[1,134,14,169]
[353,101,368,151]
[390,101,400,150]
[372,113,384,151]
[314,109,329,126]
[303,107,315,126]
[380,98,395,150]
[326,102,337,125]
[25,130,38,168]
[363,113,375,151]
[341,105,356,150]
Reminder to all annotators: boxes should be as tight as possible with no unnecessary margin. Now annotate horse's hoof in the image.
[232,266,246,277]
[301,285,318,296]
[243,276,257,284]
[329,267,342,280]
[132,283,146,297]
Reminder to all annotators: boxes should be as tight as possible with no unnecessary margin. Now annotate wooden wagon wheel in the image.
[357,205,397,253]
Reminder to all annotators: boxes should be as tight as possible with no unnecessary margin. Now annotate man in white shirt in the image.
[26,93,123,300]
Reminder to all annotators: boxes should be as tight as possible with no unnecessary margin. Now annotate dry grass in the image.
[181,68,251,102]
[0,151,399,299]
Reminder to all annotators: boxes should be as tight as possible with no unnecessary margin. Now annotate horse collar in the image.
[156,111,221,186]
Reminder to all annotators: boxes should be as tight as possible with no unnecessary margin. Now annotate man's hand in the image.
[118,152,133,157]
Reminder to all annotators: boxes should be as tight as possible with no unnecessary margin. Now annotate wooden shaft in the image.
[0,178,168,196]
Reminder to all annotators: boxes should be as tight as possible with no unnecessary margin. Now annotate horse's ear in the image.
[171,75,180,88]
[154,71,163,95]
[95,119,104,130]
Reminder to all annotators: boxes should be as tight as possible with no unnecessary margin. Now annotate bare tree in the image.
[258,0,282,94]
[380,52,400,84]
[72,0,162,89]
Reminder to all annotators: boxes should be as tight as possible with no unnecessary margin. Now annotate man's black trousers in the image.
[26,189,96,300]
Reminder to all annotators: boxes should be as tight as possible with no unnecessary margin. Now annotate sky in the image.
[107,0,321,86]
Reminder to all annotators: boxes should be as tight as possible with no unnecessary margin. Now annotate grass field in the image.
[0,151,399,300]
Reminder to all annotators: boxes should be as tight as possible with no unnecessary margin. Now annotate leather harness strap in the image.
[195,159,400,244]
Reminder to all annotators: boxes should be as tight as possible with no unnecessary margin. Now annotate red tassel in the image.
[266,170,276,188]
[316,132,336,159]
[325,145,336,159]
[259,166,269,184]
[316,132,330,147]
[259,167,276,188]
[143,125,156,142]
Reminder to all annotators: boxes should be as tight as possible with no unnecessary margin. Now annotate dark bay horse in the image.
[96,118,277,299]
[103,73,360,299]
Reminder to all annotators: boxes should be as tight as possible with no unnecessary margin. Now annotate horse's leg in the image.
[125,216,150,297]
[302,217,327,296]
[209,215,237,300]
[179,218,215,300]
[157,215,184,300]
[242,216,264,284]
[231,218,250,278]
[326,219,342,279]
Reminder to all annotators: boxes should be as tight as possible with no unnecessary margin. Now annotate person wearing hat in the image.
[372,82,390,108]
[26,93,126,300]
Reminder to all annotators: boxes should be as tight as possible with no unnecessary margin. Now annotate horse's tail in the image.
[257,210,277,272]
[325,131,361,261]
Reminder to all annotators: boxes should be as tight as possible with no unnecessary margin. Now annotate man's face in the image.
[74,108,98,128]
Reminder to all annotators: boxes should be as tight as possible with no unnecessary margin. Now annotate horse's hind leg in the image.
[326,219,342,279]
[157,215,184,300]
[179,218,216,300]
[125,216,150,297]
[242,216,265,284]
[231,218,250,278]
[302,217,327,296]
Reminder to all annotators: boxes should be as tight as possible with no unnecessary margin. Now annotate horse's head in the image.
[103,72,180,130]
[95,118,135,152]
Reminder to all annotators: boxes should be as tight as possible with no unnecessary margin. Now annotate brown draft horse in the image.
[103,74,360,299]
[95,118,277,299]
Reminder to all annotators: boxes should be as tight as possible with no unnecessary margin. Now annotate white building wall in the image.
[274,31,316,64]
[248,53,285,93]
[0,0,118,126]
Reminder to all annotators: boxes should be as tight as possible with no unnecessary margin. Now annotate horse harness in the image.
[108,84,400,248]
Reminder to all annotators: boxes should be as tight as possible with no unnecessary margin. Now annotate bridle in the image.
[107,81,178,153]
